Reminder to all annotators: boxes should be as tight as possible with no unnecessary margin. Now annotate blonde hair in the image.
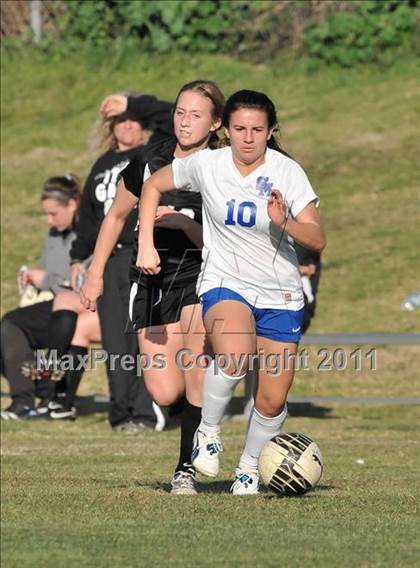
[90,91,153,155]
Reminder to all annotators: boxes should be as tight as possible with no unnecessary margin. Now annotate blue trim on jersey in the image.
[200,287,304,343]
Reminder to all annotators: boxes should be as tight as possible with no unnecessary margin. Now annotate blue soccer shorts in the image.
[200,287,304,343]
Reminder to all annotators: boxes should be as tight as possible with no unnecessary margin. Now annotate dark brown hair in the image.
[41,174,82,205]
[222,89,292,158]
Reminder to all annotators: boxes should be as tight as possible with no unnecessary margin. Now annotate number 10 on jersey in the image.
[224,199,257,228]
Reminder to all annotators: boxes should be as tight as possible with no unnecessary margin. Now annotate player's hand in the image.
[154,206,186,230]
[79,271,103,311]
[267,190,288,228]
[136,247,161,275]
[100,94,128,118]
[70,262,85,291]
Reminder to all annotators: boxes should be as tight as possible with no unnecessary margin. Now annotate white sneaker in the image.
[170,471,197,495]
[191,428,223,478]
[230,469,260,495]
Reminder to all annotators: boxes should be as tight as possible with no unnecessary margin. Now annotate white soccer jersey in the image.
[172,147,319,310]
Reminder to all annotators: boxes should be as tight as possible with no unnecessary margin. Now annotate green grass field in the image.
[1,49,420,567]
[2,346,419,567]
[2,404,419,568]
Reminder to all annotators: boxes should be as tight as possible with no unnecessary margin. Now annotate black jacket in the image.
[70,147,144,262]
[70,95,173,262]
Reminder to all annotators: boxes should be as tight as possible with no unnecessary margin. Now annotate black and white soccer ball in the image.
[258,432,323,495]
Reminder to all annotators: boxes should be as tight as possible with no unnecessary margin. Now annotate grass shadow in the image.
[134,480,172,493]
[132,480,336,496]
[134,479,234,494]
[287,402,333,419]
[75,395,182,428]
[75,395,108,416]
[196,480,234,494]
[263,483,336,499]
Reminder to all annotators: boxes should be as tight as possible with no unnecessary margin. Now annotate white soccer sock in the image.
[238,404,288,473]
[200,362,245,434]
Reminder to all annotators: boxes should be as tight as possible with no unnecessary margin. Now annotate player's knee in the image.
[71,329,87,346]
[220,356,249,378]
[153,392,179,406]
[149,384,183,407]
[223,365,248,378]
[255,394,286,418]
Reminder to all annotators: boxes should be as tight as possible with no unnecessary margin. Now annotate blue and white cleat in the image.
[230,469,260,495]
[191,428,223,478]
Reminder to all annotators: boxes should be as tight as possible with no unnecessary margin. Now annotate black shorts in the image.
[129,280,199,330]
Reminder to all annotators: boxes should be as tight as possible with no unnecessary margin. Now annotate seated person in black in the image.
[1,175,81,419]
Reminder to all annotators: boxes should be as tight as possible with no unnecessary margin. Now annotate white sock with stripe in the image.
[200,362,245,435]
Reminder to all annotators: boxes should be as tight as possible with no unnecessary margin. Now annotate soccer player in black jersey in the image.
[81,81,225,493]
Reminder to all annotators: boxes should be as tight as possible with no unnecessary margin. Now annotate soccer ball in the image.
[258,432,323,495]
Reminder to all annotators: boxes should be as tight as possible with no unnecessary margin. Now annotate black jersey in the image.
[70,146,144,262]
[123,136,203,288]
[70,95,173,263]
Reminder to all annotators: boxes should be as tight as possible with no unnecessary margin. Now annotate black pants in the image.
[98,246,157,427]
[0,301,55,407]
[302,264,322,334]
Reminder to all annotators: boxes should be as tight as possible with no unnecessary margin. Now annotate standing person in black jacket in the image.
[70,94,173,432]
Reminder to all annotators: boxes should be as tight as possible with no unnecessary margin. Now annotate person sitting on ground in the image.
[1,175,81,420]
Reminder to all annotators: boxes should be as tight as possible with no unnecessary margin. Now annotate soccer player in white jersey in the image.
[137,90,326,495]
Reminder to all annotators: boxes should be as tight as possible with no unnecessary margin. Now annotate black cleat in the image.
[49,404,77,420]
